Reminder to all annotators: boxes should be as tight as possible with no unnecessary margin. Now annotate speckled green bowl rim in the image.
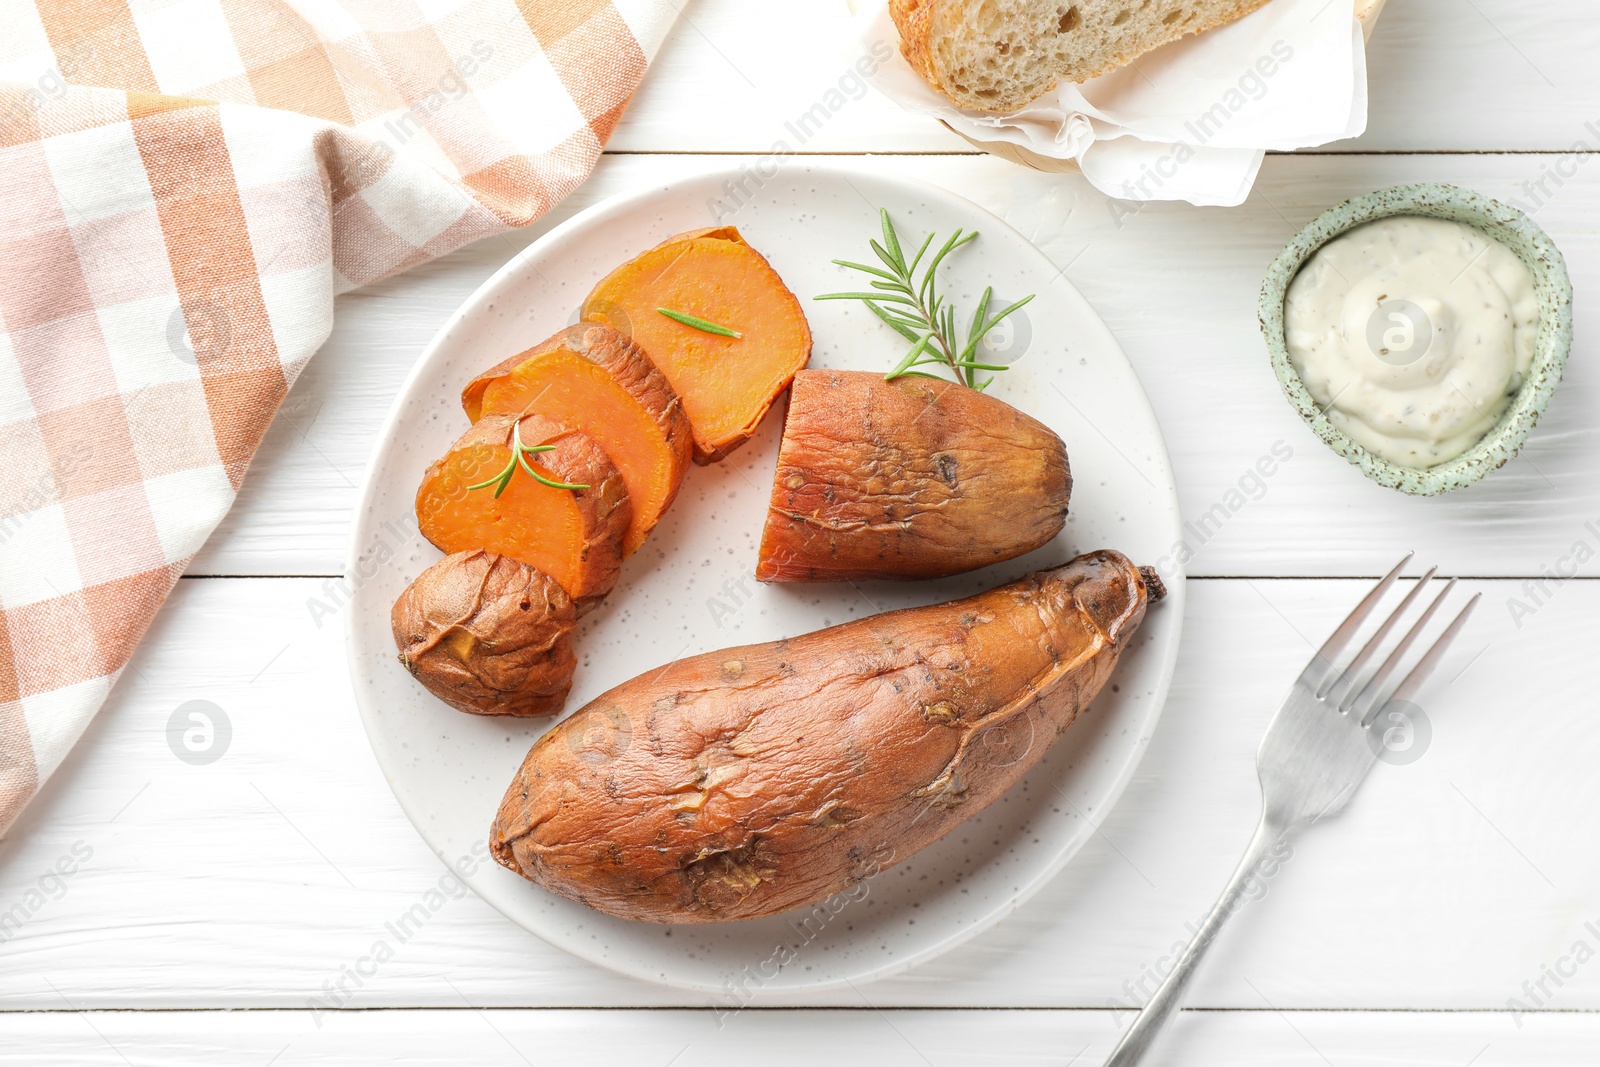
[1258,183,1574,496]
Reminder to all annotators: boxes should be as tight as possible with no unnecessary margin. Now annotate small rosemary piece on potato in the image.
[655,307,741,337]
[816,208,1034,390]
[468,419,590,497]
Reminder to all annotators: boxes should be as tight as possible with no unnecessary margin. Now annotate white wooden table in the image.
[6,1,1599,1062]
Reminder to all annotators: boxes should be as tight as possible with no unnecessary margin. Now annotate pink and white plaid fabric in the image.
[0,0,676,836]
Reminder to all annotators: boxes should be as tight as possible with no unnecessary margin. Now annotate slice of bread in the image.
[891,0,1277,113]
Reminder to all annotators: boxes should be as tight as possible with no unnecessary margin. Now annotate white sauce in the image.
[1284,215,1538,469]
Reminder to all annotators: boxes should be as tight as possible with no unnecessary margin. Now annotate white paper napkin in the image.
[855,0,1367,206]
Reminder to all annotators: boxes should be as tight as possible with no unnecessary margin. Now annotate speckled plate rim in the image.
[343,161,1185,994]
[1258,182,1573,495]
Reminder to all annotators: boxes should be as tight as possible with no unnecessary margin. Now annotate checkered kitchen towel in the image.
[0,0,677,836]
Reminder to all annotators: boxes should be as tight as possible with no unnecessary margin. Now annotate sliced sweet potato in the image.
[416,413,631,609]
[392,550,578,717]
[756,370,1071,583]
[461,324,692,556]
[580,226,812,463]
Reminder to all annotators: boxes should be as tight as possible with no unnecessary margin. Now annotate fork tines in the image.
[1304,553,1479,726]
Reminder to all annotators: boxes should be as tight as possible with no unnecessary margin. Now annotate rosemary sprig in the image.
[815,209,1034,390]
[657,307,741,338]
[468,420,589,498]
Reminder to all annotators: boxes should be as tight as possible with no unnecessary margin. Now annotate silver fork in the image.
[1104,556,1479,1066]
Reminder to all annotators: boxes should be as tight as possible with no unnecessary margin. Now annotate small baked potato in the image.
[392,550,578,717]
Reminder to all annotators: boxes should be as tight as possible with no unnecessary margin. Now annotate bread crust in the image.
[890,0,940,93]
[890,0,1278,113]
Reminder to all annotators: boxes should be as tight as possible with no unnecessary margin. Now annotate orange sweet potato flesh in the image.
[756,370,1072,583]
[461,324,693,556]
[490,550,1162,923]
[416,413,631,610]
[580,226,812,463]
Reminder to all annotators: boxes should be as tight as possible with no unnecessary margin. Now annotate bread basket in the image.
[939,0,1389,172]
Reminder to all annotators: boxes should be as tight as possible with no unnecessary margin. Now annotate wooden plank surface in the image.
[193,151,1599,579]
[4,577,1594,1012]
[609,0,1600,154]
[3,1008,1595,1066]
[9,0,1599,1056]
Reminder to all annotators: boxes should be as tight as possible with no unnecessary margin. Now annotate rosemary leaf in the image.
[984,293,1035,328]
[906,230,937,275]
[656,307,741,338]
[864,301,923,343]
[967,286,994,351]
[879,208,904,266]
[959,293,1035,365]
[886,331,937,379]
[819,209,1035,388]
[467,422,589,497]
[815,291,918,305]
[832,259,899,282]
[516,449,588,491]
[466,464,514,498]
[869,238,901,274]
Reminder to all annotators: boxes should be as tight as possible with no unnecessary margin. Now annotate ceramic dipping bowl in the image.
[1258,182,1573,495]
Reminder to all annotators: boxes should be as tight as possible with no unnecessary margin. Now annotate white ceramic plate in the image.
[346,163,1184,994]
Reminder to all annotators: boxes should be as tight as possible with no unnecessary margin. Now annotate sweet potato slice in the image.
[580,226,812,463]
[392,550,578,717]
[461,324,692,556]
[416,413,630,609]
[756,370,1071,582]
[490,550,1162,922]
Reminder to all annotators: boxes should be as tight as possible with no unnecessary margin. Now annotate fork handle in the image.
[1103,812,1290,1067]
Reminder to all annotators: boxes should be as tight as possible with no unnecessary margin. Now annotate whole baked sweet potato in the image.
[491,550,1161,922]
[393,550,578,717]
[756,369,1071,583]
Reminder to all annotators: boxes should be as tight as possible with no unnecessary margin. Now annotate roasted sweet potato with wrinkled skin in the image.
[460,324,693,556]
[393,551,578,717]
[490,550,1161,923]
[416,413,630,610]
[580,226,812,464]
[756,370,1071,583]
